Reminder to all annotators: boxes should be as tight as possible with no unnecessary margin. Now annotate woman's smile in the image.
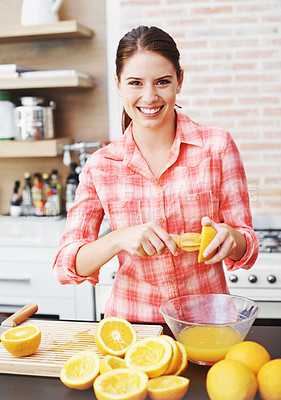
[137,105,165,116]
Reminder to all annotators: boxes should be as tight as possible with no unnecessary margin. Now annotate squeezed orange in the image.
[178,326,241,365]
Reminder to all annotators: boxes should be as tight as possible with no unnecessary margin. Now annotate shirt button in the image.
[121,202,126,207]
[195,194,200,200]
[164,248,169,254]
[169,277,175,283]
[157,189,162,195]
[158,218,164,224]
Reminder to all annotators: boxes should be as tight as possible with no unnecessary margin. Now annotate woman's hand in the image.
[117,221,178,257]
[201,217,247,264]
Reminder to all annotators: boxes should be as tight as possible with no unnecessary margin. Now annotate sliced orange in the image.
[173,341,188,376]
[125,336,172,378]
[94,317,137,357]
[148,375,190,400]
[198,225,217,262]
[100,355,126,374]
[159,335,182,375]
[0,325,41,357]
[94,368,148,400]
[172,232,201,251]
[60,350,100,390]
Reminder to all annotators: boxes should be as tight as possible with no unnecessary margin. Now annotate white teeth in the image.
[139,107,161,114]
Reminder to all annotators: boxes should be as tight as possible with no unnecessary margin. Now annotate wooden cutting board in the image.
[0,319,163,377]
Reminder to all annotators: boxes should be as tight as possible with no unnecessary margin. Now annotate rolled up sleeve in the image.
[218,133,259,271]
[52,163,104,286]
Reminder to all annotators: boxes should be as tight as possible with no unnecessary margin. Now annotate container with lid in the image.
[15,96,55,141]
[0,92,16,140]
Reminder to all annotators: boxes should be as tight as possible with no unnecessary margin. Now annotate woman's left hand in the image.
[201,216,247,264]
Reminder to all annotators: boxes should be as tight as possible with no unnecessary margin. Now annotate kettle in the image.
[20,0,64,26]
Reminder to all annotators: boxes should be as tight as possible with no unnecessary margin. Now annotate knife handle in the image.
[1,303,38,327]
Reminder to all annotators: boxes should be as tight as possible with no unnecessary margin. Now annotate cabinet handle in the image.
[0,277,31,283]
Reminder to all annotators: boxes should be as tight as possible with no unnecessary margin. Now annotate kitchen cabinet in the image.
[95,257,119,320]
[0,216,94,320]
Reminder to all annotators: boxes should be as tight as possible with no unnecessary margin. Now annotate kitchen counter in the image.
[0,322,280,400]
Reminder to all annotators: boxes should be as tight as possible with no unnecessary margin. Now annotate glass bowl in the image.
[160,294,259,365]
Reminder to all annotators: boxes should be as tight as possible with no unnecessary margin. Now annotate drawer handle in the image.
[0,277,31,283]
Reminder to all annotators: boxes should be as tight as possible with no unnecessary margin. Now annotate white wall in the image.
[105,0,123,141]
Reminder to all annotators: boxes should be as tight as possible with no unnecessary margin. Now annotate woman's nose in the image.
[142,85,158,103]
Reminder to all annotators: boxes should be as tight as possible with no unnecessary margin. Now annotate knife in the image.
[0,303,38,338]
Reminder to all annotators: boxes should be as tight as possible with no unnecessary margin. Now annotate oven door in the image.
[224,253,281,319]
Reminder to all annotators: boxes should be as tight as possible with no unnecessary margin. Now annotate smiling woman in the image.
[53,25,259,323]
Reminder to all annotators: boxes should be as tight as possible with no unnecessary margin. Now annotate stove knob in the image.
[248,274,258,283]
[229,274,238,283]
[267,275,277,284]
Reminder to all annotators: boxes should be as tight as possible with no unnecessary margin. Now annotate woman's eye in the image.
[128,81,141,86]
[157,79,170,85]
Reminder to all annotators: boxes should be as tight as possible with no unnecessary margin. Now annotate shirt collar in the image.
[103,110,203,163]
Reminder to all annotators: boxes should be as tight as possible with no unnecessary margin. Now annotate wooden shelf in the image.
[0,75,94,90]
[0,138,71,158]
[0,20,94,42]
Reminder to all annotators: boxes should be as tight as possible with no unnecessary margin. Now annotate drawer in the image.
[98,257,118,284]
[0,246,57,263]
[95,285,113,320]
[0,295,76,319]
[0,261,75,298]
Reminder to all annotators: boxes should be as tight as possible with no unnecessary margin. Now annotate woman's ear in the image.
[176,69,184,94]
[115,74,122,97]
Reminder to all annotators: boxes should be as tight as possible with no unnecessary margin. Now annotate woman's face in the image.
[116,51,183,132]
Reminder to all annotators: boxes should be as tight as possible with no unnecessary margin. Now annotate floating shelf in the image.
[0,75,94,90]
[0,20,94,42]
[0,138,71,158]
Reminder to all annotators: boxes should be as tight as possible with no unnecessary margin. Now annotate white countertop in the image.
[0,215,110,247]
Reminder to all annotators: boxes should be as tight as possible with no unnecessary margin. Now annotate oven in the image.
[224,215,281,321]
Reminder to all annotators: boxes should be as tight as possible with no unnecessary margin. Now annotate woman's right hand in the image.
[116,221,178,257]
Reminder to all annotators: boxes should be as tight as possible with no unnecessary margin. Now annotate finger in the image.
[130,242,149,258]
[142,240,158,256]
[205,237,232,264]
[147,234,167,255]
[203,231,227,259]
[153,224,178,256]
[201,217,220,233]
[201,216,212,226]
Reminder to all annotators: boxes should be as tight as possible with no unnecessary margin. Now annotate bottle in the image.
[42,172,52,216]
[21,172,33,216]
[49,169,62,215]
[31,173,44,216]
[65,163,79,212]
[10,180,22,216]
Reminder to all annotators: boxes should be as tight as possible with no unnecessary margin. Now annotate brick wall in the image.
[118,0,281,216]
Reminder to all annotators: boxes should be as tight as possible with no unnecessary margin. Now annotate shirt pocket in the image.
[106,200,144,230]
[178,190,219,233]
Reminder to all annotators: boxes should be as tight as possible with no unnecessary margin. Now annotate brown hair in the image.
[115,26,182,133]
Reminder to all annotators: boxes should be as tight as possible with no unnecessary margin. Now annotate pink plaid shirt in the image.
[53,112,258,322]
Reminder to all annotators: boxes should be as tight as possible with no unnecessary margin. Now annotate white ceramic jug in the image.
[20,0,64,26]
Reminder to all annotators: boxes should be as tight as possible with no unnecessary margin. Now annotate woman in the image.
[53,26,258,322]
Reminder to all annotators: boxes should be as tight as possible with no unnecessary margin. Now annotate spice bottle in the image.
[31,173,44,216]
[66,163,79,212]
[22,172,33,216]
[10,180,22,216]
